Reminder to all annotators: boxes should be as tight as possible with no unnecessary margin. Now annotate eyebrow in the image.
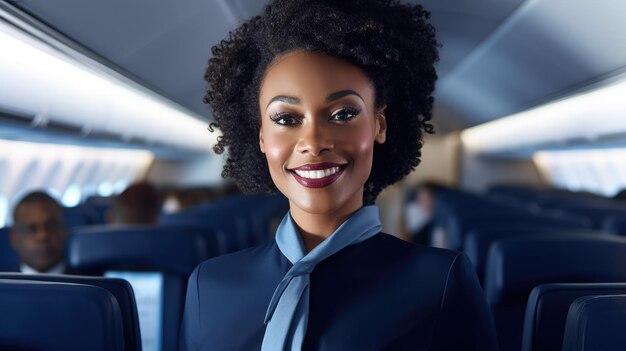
[265,90,365,110]
[326,90,364,103]
[266,96,300,109]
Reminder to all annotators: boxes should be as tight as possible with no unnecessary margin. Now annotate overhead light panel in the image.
[0,13,217,153]
[461,76,626,155]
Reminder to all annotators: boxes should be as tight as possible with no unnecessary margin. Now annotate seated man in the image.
[9,191,72,274]
[107,182,160,225]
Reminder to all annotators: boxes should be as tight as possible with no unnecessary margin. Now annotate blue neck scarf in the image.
[261,205,382,351]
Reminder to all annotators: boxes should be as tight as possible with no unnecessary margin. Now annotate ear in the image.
[259,127,266,154]
[375,106,387,144]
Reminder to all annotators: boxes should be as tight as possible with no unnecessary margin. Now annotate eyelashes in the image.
[270,112,300,126]
[270,107,362,127]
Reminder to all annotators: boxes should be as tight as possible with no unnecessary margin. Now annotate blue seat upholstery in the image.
[447,213,590,251]
[63,205,101,227]
[604,216,626,236]
[522,283,626,351]
[0,273,141,351]
[69,224,220,274]
[484,235,626,351]
[0,279,124,351]
[160,212,246,254]
[0,227,19,271]
[563,295,626,351]
[162,194,288,250]
[69,224,218,351]
[432,187,591,251]
[557,207,626,229]
[463,228,601,284]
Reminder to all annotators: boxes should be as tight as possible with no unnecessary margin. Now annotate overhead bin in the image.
[0,7,216,154]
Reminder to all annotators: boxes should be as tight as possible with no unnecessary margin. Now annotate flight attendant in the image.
[181,0,498,349]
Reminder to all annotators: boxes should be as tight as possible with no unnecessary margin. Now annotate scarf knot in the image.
[261,205,382,351]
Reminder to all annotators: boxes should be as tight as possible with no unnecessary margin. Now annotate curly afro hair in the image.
[205,0,439,205]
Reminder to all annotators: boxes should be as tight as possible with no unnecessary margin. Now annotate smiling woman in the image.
[180,1,499,350]
[259,51,387,251]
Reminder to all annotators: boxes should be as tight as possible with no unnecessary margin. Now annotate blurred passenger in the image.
[107,182,160,224]
[403,181,444,245]
[8,191,71,274]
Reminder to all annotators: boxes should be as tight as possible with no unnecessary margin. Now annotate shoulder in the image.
[190,241,290,291]
[366,233,461,270]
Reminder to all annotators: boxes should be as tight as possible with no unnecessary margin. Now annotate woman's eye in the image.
[330,108,360,122]
[271,113,301,126]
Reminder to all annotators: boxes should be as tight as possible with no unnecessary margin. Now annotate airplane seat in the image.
[0,273,141,351]
[203,194,287,243]
[603,216,626,236]
[68,225,218,351]
[166,194,288,248]
[463,229,602,284]
[63,205,100,227]
[160,212,247,253]
[555,206,626,229]
[484,235,626,351]
[522,283,626,351]
[0,227,19,271]
[84,196,113,224]
[430,189,524,249]
[446,212,590,252]
[562,295,626,351]
[0,279,124,351]
[247,194,289,243]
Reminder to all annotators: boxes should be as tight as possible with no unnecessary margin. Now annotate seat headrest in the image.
[522,283,626,351]
[485,235,626,305]
[0,279,124,351]
[0,273,141,351]
[464,229,600,283]
[604,216,626,236]
[70,224,216,275]
[563,294,626,351]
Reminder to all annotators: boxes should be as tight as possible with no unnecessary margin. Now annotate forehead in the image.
[15,201,60,222]
[259,51,375,104]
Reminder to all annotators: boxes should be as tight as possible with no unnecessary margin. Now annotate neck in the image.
[289,199,364,253]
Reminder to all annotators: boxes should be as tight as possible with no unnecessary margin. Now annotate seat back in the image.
[0,273,141,351]
[166,194,288,248]
[0,279,124,351]
[484,235,626,351]
[563,295,626,351]
[604,216,626,236]
[448,213,589,251]
[463,228,602,284]
[63,205,101,227]
[0,226,19,271]
[522,283,626,351]
[69,225,216,351]
[557,207,626,229]
[160,212,245,254]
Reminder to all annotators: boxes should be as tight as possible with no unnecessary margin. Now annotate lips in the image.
[288,162,347,188]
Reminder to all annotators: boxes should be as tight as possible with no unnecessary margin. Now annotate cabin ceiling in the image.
[6,0,626,134]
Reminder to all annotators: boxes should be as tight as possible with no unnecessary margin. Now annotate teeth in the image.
[294,166,341,179]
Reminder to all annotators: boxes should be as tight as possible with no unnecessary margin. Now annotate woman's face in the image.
[258,51,386,215]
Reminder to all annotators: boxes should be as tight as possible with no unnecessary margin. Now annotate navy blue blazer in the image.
[180,233,499,350]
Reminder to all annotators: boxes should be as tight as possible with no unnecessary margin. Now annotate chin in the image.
[287,190,353,215]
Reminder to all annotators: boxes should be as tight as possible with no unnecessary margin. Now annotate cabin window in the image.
[534,149,626,196]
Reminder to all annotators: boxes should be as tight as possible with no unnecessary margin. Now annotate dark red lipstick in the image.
[288,162,347,188]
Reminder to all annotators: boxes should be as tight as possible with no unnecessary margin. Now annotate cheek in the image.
[260,129,293,175]
[346,126,376,164]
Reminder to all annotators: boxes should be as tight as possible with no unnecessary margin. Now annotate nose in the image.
[296,120,334,156]
[33,226,52,242]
